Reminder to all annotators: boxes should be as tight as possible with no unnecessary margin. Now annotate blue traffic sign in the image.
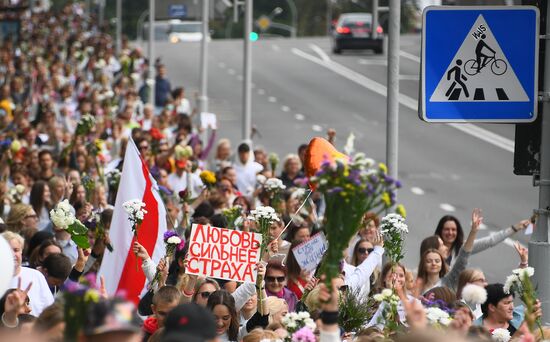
[168,4,187,18]
[420,6,539,122]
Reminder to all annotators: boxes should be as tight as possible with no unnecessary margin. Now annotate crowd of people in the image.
[0,2,546,342]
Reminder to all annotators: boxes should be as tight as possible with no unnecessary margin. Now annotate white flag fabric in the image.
[98,138,167,304]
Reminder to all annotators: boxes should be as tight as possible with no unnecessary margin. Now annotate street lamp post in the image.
[386,0,400,206]
[136,10,149,47]
[242,0,252,141]
[198,0,209,114]
[147,0,155,106]
[283,0,298,38]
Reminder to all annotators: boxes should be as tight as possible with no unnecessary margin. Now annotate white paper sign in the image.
[186,224,261,283]
[292,232,328,274]
[200,112,217,130]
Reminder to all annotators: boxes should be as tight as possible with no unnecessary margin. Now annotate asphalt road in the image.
[151,35,538,283]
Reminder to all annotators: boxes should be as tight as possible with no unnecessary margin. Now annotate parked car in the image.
[331,13,383,54]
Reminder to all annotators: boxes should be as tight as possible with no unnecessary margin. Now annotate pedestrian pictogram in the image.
[420,7,539,122]
[430,14,528,102]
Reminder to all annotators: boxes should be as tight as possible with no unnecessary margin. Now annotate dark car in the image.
[331,13,383,54]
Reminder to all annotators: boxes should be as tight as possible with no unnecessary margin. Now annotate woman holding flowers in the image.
[416,208,483,295]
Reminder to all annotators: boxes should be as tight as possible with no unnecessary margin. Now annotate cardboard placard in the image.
[186,224,261,283]
[292,232,328,274]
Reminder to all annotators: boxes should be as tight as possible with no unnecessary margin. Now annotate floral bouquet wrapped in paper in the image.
[308,153,401,288]
[50,200,90,249]
[149,231,185,289]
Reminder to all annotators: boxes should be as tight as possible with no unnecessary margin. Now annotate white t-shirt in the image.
[234,161,263,197]
[167,171,204,198]
[10,267,54,316]
[175,98,191,115]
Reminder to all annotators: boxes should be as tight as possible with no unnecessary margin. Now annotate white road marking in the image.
[257,88,266,95]
[411,187,425,195]
[400,50,421,63]
[268,96,277,103]
[281,105,290,112]
[352,113,367,122]
[312,124,323,132]
[439,203,456,212]
[309,44,331,62]
[228,68,236,75]
[291,48,514,153]
[272,44,280,51]
[295,113,305,121]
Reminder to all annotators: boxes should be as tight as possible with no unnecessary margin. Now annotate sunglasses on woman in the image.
[200,291,213,299]
[358,247,374,254]
[265,276,286,283]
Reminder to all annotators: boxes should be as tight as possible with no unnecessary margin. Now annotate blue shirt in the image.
[155,76,171,107]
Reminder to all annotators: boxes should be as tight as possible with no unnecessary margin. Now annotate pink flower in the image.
[292,327,316,342]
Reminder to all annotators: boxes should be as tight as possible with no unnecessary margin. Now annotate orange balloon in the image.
[304,137,348,180]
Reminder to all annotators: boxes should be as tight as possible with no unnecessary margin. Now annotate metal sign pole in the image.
[242,0,252,142]
[386,0,400,206]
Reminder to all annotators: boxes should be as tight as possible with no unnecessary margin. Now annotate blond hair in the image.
[242,328,279,342]
[265,297,287,325]
[2,231,24,247]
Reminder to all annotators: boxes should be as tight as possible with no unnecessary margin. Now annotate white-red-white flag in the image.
[98,138,167,304]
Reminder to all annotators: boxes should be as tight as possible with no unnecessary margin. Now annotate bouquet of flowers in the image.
[106,169,121,191]
[309,153,401,289]
[248,206,279,312]
[222,205,242,230]
[503,267,543,338]
[149,231,185,290]
[7,184,26,204]
[62,274,102,340]
[281,312,316,342]
[200,170,217,190]
[338,287,378,333]
[178,188,194,228]
[123,199,147,239]
[174,144,193,160]
[268,153,279,173]
[425,307,452,328]
[373,289,401,337]
[86,139,106,184]
[81,174,95,202]
[379,213,408,265]
[50,200,90,248]
[263,178,286,210]
[491,328,511,342]
[62,114,96,159]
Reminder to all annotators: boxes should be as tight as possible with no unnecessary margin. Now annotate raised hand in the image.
[371,231,384,247]
[514,241,528,266]
[5,278,32,318]
[512,219,531,232]
[132,241,150,261]
[471,208,483,231]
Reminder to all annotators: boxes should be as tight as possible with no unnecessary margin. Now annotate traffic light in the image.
[249,32,259,41]
[515,0,545,175]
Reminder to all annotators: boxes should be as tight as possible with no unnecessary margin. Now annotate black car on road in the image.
[331,13,383,54]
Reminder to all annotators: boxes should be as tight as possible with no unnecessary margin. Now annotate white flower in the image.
[14,184,25,194]
[343,132,355,155]
[373,294,384,302]
[297,311,310,320]
[503,274,519,294]
[425,307,452,326]
[123,199,147,225]
[256,174,267,185]
[49,199,76,230]
[304,318,316,330]
[249,206,279,223]
[380,213,408,235]
[264,178,286,191]
[286,321,296,329]
[167,236,181,245]
[491,328,511,342]
[461,284,487,305]
[513,267,534,279]
[381,289,393,298]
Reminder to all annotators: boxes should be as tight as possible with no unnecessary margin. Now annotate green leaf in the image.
[71,234,91,249]
[68,220,88,235]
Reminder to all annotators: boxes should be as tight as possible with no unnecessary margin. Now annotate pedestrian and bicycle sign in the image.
[420,6,539,122]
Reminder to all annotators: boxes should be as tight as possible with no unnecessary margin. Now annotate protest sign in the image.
[292,232,328,274]
[186,224,262,283]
